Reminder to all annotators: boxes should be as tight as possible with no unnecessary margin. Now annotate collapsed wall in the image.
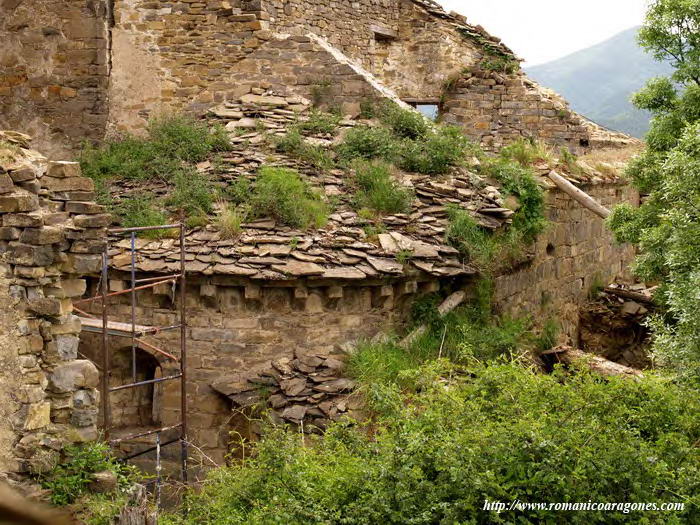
[0,131,106,475]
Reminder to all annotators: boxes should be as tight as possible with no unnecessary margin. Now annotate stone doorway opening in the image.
[109,347,163,430]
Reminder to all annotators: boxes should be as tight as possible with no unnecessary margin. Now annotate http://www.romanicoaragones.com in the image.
[483,500,685,514]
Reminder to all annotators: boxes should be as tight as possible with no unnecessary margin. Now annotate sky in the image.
[436,0,649,66]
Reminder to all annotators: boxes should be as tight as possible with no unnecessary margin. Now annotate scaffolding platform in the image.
[79,317,162,338]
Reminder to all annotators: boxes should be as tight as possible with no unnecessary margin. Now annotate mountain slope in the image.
[526,26,673,138]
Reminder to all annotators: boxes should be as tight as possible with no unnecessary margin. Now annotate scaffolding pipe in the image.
[100,251,111,442]
[109,373,183,392]
[179,220,189,482]
[75,277,178,304]
[109,423,183,444]
[131,232,137,384]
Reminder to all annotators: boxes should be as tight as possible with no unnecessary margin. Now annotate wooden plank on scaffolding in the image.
[79,317,159,337]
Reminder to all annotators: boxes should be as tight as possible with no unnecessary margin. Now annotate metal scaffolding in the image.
[76,222,189,484]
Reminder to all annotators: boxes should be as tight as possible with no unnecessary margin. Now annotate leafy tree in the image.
[608,0,700,382]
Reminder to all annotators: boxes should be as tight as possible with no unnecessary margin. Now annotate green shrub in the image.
[295,110,342,135]
[337,126,398,161]
[116,195,169,239]
[396,126,472,175]
[445,207,500,270]
[379,102,430,140]
[249,167,329,229]
[39,442,138,506]
[274,129,335,170]
[162,362,700,525]
[147,114,231,162]
[352,161,413,215]
[225,177,251,206]
[80,115,231,184]
[481,157,547,242]
[166,170,213,216]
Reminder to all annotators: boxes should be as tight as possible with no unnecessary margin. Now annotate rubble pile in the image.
[212,349,362,432]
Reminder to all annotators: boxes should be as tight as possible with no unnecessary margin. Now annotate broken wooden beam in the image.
[543,345,643,379]
[548,171,611,219]
[604,286,654,305]
[400,290,466,348]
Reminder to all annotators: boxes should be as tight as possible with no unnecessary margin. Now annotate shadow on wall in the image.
[109,347,162,429]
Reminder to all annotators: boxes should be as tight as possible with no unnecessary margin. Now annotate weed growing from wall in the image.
[248,167,329,229]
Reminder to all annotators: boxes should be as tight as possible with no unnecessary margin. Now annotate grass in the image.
[395,125,473,175]
[80,115,231,228]
[480,155,547,243]
[274,129,335,170]
[378,102,430,140]
[337,125,397,162]
[295,110,342,135]
[249,167,329,229]
[117,195,170,239]
[166,170,213,216]
[216,203,245,239]
[0,140,22,163]
[499,138,553,167]
[352,161,413,215]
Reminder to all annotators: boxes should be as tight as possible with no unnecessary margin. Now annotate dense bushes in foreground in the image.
[163,362,700,525]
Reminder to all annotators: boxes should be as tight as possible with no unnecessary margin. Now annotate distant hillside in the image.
[526,26,673,138]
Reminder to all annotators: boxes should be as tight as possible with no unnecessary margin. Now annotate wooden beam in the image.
[604,286,654,305]
[400,291,466,348]
[543,346,643,379]
[548,171,611,219]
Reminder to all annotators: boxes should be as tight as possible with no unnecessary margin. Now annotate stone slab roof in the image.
[106,91,630,283]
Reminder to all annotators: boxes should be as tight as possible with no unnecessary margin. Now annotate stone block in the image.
[41,177,95,193]
[73,213,111,228]
[0,192,39,212]
[47,161,82,179]
[65,201,106,214]
[19,226,64,245]
[24,402,51,430]
[0,226,20,240]
[0,173,14,193]
[8,167,35,183]
[45,279,87,299]
[27,297,72,317]
[8,243,56,266]
[49,360,99,394]
[2,212,42,227]
[61,253,102,274]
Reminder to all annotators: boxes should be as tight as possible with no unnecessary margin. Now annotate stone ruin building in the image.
[0,0,640,475]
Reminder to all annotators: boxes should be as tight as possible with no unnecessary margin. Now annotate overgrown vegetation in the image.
[446,139,547,271]
[117,195,170,239]
[352,161,413,215]
[248,167,329,229]
[163,354,699,524]
[337,101,474,175]
[274,129,335,170]
[38,442,138,507]
[607,0,700,383]
[80,115,230,231]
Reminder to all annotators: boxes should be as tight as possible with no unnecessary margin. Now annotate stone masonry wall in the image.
[108,0,270,134]
[266,0,482,100]
[0,131,107,476]
[0,0,110,158]
[494,182,639,342]
[214,34,410,117]
[79,276,436,464]
[440,68,592,154]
